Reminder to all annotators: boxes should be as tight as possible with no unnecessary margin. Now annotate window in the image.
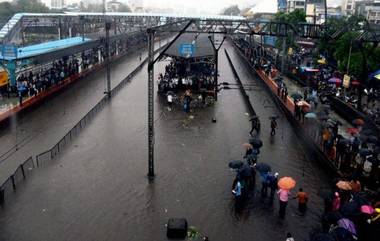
[347,5,352,10]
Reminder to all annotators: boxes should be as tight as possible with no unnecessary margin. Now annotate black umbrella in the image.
[341,201,361,218]
[367,135,378,144]
[249,138,263,148]
[310,233,335,241]
[359,148,372,157]
[330,227,354,241]
[323,211,343,225]
[360,129,373,135]
[291,93,303,100]
[255,162,271,173]
[238,163,253,178]
[228,160,244,169]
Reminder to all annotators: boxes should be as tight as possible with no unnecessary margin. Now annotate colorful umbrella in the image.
[337,218,357,235]
[346,128,359,135]
[336,180,352,190]
[278,176,296,190]
[328,77,342,83]
[352,119,364,126]
[361,205,375,215]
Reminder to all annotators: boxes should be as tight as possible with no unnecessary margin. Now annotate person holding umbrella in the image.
[249,115,260,135]
[277,176,296,219]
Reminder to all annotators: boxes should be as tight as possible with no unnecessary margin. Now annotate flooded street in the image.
[0,42,332,241]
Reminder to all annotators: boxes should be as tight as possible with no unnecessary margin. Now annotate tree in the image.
[13,0,49,13]
[274,9,306,50]
[221,5,240,16]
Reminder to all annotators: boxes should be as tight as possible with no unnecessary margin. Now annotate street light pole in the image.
[103,0,111,97]
[147,29,155,179]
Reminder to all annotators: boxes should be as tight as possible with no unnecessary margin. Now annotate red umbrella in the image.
[278,177,296,190]
[346,128,359,135]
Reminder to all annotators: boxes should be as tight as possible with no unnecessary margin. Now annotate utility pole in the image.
[103,0,111,97]
[208,35,226,101]
[281,37,287,73]
[147,29,155,179]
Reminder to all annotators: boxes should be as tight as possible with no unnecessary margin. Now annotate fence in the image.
[0,156,34,205]
[0,38,170,205]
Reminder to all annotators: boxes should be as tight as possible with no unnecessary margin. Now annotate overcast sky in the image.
[41,0,342,14]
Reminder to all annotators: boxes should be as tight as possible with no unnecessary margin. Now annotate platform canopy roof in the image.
[163,33,215,59]
[0,37,91,61]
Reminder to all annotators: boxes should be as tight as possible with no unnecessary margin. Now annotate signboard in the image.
[179,44,194,57]
[343,74,351,88]
[1,45,18,59]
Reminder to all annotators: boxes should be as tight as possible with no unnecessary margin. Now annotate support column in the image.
[69,27,72,37]
[58,18,62,39]
[147,29,155,179]
[105,21,111,96]
[214,50,218,101]
[281,37,287,73]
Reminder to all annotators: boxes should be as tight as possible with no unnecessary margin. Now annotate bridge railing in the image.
[0,156,34,205]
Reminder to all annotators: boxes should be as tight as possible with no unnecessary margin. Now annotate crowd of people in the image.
[15,52,94,105]
[158,59,215,95]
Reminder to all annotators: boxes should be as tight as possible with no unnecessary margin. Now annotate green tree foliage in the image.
[0,0,49,20]
[221,5,241,16]
[274,9,306,50]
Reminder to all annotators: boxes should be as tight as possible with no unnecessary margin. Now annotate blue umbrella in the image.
[255,162,271,173]
[249,138,263,148]
[359,148,372,157]
[305,112,317,119]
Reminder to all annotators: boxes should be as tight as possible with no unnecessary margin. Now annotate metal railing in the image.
[0,156,34,205]
[0,37,171,205]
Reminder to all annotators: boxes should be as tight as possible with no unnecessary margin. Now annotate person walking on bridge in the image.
[270,117,278,136]
[249,115,260,135]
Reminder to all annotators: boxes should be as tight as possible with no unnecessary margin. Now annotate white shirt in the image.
[167,95,173,103]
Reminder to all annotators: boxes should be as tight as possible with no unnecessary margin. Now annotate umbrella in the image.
[278,176,296,190]
[359,148,372,156]
[367,135,378,143]
[305,112,317,119]
[238,164,253,178]
[249,138,263,148]
[330,227,355,241]
[243,143,253,149]
[341,201,361,218]
[336,180,352,190]
[337,218,357,235]
[328,77,342,83]
[360,129,373,135]
[254,162,271,173]
[352,119,364,126]
[361,205,375,215]
[323,211,344,224]
[346,128,359,135]
[291,93,303,100]
[229,160,244,169]
[311,233,335,241]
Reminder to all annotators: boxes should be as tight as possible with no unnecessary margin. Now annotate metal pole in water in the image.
[147,29,155,179]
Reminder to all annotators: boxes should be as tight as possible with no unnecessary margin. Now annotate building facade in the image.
[287,0,307,12]
[51,0,65,9]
